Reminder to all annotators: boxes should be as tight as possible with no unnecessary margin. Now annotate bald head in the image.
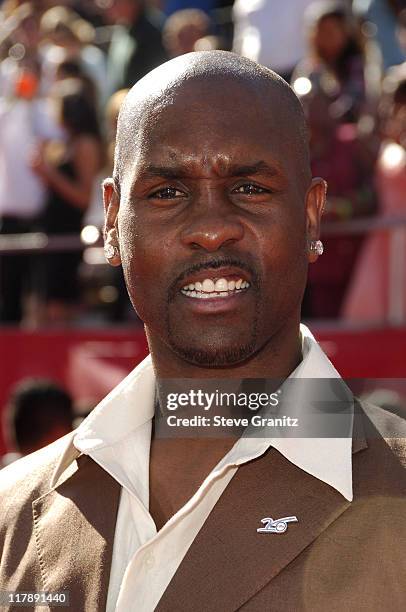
[113,51,311,193]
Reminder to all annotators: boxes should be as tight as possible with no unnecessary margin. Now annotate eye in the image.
[232,183,270,196]
[149,186,185,199]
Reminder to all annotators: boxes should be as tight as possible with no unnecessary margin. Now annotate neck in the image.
[147,319,303,381]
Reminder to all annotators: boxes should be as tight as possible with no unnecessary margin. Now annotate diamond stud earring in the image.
[104,243,120,260]
[309,240,324,256]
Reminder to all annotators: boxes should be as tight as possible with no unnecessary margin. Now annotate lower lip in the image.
[178,288,251,314]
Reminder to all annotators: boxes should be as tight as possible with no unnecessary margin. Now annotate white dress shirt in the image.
[73,324,353,611]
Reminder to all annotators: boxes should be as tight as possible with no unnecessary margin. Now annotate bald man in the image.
[1,52,405,612]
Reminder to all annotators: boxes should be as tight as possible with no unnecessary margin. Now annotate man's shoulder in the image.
[358,398,406,464]
[354,400,406,499]
[0,432,75,508]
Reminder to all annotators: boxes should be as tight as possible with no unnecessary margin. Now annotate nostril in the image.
[190,242,203,250]
[222,237,239,248]
[181,221,244,252]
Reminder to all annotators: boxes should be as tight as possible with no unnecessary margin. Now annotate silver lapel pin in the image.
[257,516,298,534]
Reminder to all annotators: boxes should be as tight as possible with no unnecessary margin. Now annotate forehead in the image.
[129,81,300,176]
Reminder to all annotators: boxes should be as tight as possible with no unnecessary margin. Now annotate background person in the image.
[1,378,74,467]
[54,57,98,107]
[293,1,380,317]
[232,0,315,81]
[31,77,104,326]
[0,58,62,324]
[162,8,211,57]
[105,0,167,95]
[343,65,406,321]
[39,4,107,99]
[353,0,406,69]
[293,1,382,124]
[0,2,44,97]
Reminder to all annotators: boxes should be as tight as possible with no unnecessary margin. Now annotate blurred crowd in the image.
[0,0,405,328]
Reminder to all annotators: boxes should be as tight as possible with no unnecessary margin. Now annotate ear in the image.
[103,177,120,233]
[305,177,326,263]
[103,177,121,267]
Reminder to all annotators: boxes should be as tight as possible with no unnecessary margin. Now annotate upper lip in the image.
[179,266,252,289]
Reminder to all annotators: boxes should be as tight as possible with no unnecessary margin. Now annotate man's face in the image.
[106,80,323,366]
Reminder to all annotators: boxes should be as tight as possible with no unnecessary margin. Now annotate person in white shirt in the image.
[0,66,62,323]
[232,0,316,80]
[0,51,405,612]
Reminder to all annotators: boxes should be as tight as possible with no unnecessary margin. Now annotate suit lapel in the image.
[156,445,355,612]
[32,454,121,612]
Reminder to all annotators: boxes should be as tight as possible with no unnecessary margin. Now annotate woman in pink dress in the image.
[343,69,406,322]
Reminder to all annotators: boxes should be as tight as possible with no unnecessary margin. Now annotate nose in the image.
[180,204,244,252]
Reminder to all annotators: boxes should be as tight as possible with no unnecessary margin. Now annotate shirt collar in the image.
[73,354,156,451]
[213,325,353,501]
[52,324,353,500]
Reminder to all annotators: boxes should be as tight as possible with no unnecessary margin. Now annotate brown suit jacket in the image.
[0,401,405,612]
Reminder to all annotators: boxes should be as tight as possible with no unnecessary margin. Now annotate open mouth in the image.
[180,276,250,299]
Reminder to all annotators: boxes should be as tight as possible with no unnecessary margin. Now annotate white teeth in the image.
[181,276,251,298]
[202,279,215,292]
[214,278,228,291]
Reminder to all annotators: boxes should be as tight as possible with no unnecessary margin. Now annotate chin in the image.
[169,339,258,368]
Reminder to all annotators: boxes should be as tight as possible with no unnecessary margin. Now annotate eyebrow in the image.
[136,160,281,181]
